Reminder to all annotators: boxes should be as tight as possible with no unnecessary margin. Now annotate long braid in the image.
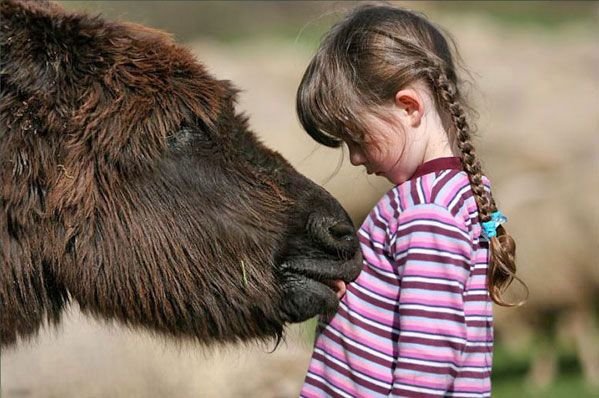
[427,65,527,306]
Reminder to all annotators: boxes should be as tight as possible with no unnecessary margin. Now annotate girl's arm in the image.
[389,204,475,397]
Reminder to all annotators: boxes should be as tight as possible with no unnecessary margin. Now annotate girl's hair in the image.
[297,3,527,306]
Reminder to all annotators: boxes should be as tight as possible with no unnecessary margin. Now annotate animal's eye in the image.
[166,126,212,151]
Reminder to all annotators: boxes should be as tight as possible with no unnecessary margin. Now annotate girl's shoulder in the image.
[386,169,490,234]
[362,169,491,242]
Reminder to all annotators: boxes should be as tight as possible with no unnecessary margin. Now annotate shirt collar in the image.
[409,156,463,180]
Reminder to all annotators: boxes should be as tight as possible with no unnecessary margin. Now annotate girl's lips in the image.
[324,279,347,299]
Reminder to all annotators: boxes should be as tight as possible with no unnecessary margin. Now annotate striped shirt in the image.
[301,157,493,398]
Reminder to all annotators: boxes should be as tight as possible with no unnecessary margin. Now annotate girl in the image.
[298,3,525,397]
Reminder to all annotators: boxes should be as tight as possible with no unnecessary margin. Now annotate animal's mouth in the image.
[282,255,362,301]
[278,252,362,323]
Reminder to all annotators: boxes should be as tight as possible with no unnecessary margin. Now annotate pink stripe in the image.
[467,283,489,290]
[399,320,466,338]
[300,383,324,398]
[398,184,409,211]
[464,304,492,313]
[394,374,489,392]
[399,210,459,225]
[394,375,453,391]
[400,322,490,341]
[453,380,492,392]
[423,174,433,201]
[398,347,462,363]
[369,229,387,243]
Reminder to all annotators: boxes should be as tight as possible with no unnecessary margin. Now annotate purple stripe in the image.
[400,308,465,323]
[401,281,464,294]
[396,361,460,378]
[398,335,465,351]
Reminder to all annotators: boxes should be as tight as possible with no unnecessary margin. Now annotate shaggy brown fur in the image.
[0,0,362,347]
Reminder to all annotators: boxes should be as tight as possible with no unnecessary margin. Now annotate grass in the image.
[492,343,597,397]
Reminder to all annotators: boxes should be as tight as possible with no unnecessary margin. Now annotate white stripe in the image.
[465,341,493,347]
[394,247,470,263]
[399,303,465,316]
[449,390,491,398]
[464,289,488,296]
[401,276,465,289]
[396,356,492,373]
[448,184,472,212]
[465,315,493,322]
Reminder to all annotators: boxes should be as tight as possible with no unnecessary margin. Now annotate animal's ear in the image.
[1,0,227,173]
[0,0,68,97]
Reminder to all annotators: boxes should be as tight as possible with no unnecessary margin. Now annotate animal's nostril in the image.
[328,222,355,241]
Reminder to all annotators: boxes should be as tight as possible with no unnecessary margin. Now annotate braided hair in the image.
[296,2,527,306]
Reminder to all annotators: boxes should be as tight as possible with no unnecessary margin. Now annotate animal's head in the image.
[0,0,362,346]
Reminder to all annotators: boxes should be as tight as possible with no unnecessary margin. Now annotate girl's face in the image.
[345,113,427,185]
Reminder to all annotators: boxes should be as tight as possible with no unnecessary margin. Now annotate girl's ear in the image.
[394,88,424,127]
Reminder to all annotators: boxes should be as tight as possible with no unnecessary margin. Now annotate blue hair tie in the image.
[481,211,507,240]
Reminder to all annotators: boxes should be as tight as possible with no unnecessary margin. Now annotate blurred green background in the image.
[2,1,598,397]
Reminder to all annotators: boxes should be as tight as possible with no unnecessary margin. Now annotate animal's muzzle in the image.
[306,213,359,259]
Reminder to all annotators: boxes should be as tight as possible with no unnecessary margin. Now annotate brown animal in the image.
[0,0,362,347]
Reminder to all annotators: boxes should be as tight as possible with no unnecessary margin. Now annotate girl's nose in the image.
[348,146,366,166]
